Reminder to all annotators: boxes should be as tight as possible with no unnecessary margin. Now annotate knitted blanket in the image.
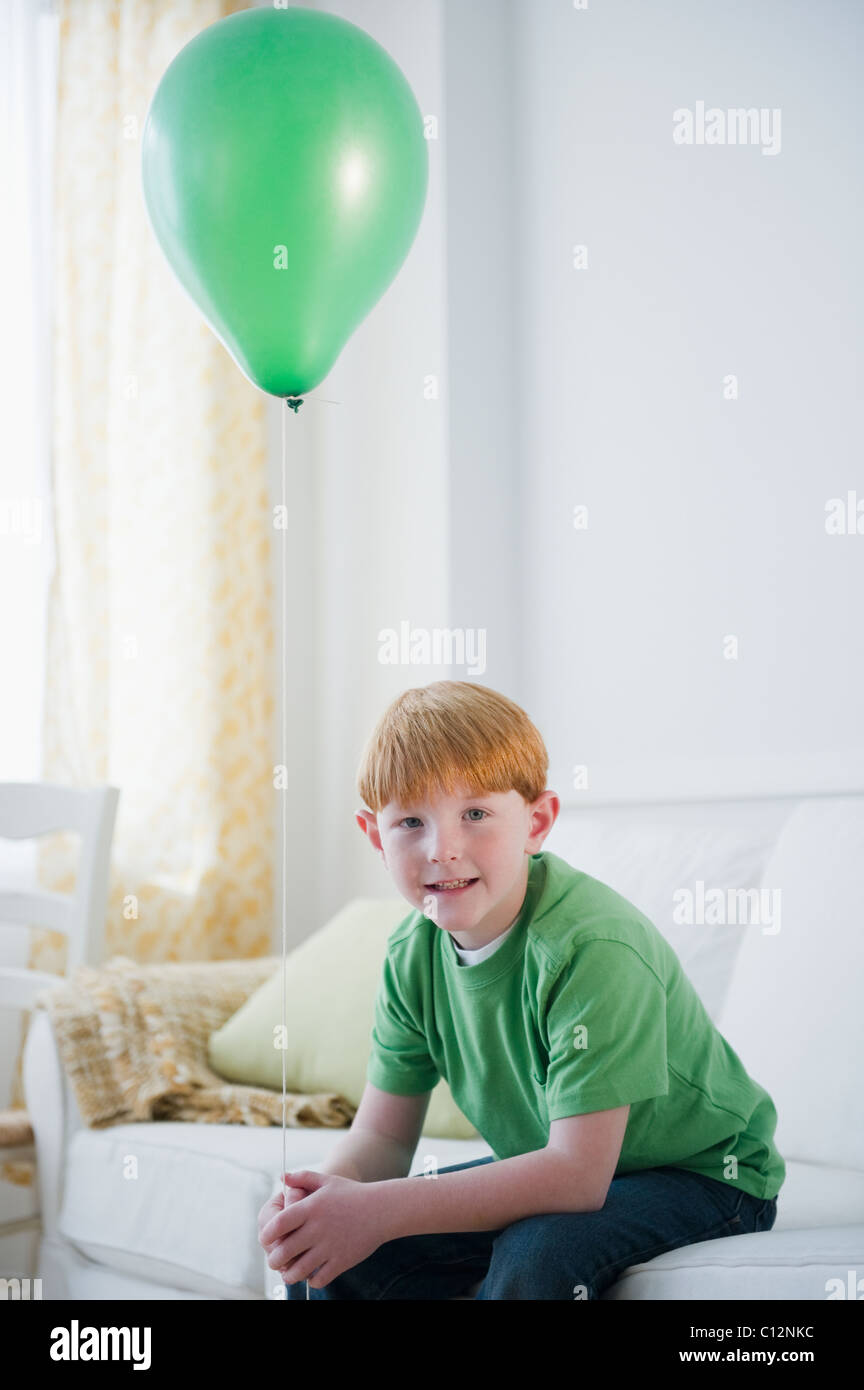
[34,954,356,1130]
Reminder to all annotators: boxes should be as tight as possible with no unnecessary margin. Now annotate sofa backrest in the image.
[717,796,864,1173]
[545,797,789,1021]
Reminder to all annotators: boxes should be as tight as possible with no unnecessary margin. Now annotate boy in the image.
[258,680,784,1300]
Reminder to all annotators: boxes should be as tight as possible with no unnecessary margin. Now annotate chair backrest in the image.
[0,782,120,1010]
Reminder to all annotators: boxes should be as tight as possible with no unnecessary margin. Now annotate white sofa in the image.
[23,794,864,1300]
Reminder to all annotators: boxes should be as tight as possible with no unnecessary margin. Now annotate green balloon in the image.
[141,6,428,399]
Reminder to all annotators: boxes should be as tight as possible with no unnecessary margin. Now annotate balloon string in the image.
[280,398,309,1300]
[280,395,288,1285]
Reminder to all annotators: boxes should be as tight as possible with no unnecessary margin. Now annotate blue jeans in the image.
[284,1155,778,1301]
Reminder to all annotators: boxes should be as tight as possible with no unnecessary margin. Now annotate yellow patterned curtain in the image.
[25,0,275,1003]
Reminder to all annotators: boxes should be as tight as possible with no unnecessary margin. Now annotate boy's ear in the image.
[526,789,560,851]
[355,807,383,853]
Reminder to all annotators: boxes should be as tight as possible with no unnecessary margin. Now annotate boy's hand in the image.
[259,1169,388,1288]
[257,1181,306,1240]
[258,1180,311,1276]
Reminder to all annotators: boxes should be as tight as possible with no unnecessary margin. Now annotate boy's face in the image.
[356,781,559,948]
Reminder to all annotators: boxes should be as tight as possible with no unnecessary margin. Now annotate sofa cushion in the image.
[602,1224,864,1300]
[56,1116,864,1300]
[718,798,864,1172]
[546,816,780,1020]
[208,898,478,1140]
[56,1121,492,1298]
[771,1160,864,1232]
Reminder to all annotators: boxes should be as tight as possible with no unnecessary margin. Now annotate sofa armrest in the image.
[22,1005,82,1239]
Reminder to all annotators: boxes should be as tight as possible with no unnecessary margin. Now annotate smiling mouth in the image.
[425,877,478,891]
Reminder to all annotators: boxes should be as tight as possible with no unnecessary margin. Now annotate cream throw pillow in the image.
[208,897,478,1140]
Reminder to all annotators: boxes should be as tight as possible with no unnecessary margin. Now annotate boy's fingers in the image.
[257,1188,302,1238]
[260,1190,308,1246]
[257,1192,284,1235]
[257,1179,309,1242]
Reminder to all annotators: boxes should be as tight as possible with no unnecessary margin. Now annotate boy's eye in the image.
[397,809,488,829]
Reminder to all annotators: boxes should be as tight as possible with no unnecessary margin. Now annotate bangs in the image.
[356,681,548,814]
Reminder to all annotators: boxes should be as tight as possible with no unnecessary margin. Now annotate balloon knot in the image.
[285,397,304,414]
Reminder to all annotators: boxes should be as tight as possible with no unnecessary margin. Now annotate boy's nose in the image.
[428,839,459,861]
[427,849,466,874]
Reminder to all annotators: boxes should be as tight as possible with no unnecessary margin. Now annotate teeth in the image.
[430,878,473,889]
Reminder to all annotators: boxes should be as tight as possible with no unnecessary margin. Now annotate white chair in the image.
[0,782,119,1278]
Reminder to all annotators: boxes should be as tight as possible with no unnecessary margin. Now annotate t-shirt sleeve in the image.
[543,938,670,1120]
[365,947,439,1096]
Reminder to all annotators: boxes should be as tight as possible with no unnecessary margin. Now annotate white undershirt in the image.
[451,915,520,966]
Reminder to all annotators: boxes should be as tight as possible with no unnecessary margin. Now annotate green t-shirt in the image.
[366,849,785,1201]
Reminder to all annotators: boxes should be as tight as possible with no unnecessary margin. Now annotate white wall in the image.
[509,0,864,805]
[267,0,864,942]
